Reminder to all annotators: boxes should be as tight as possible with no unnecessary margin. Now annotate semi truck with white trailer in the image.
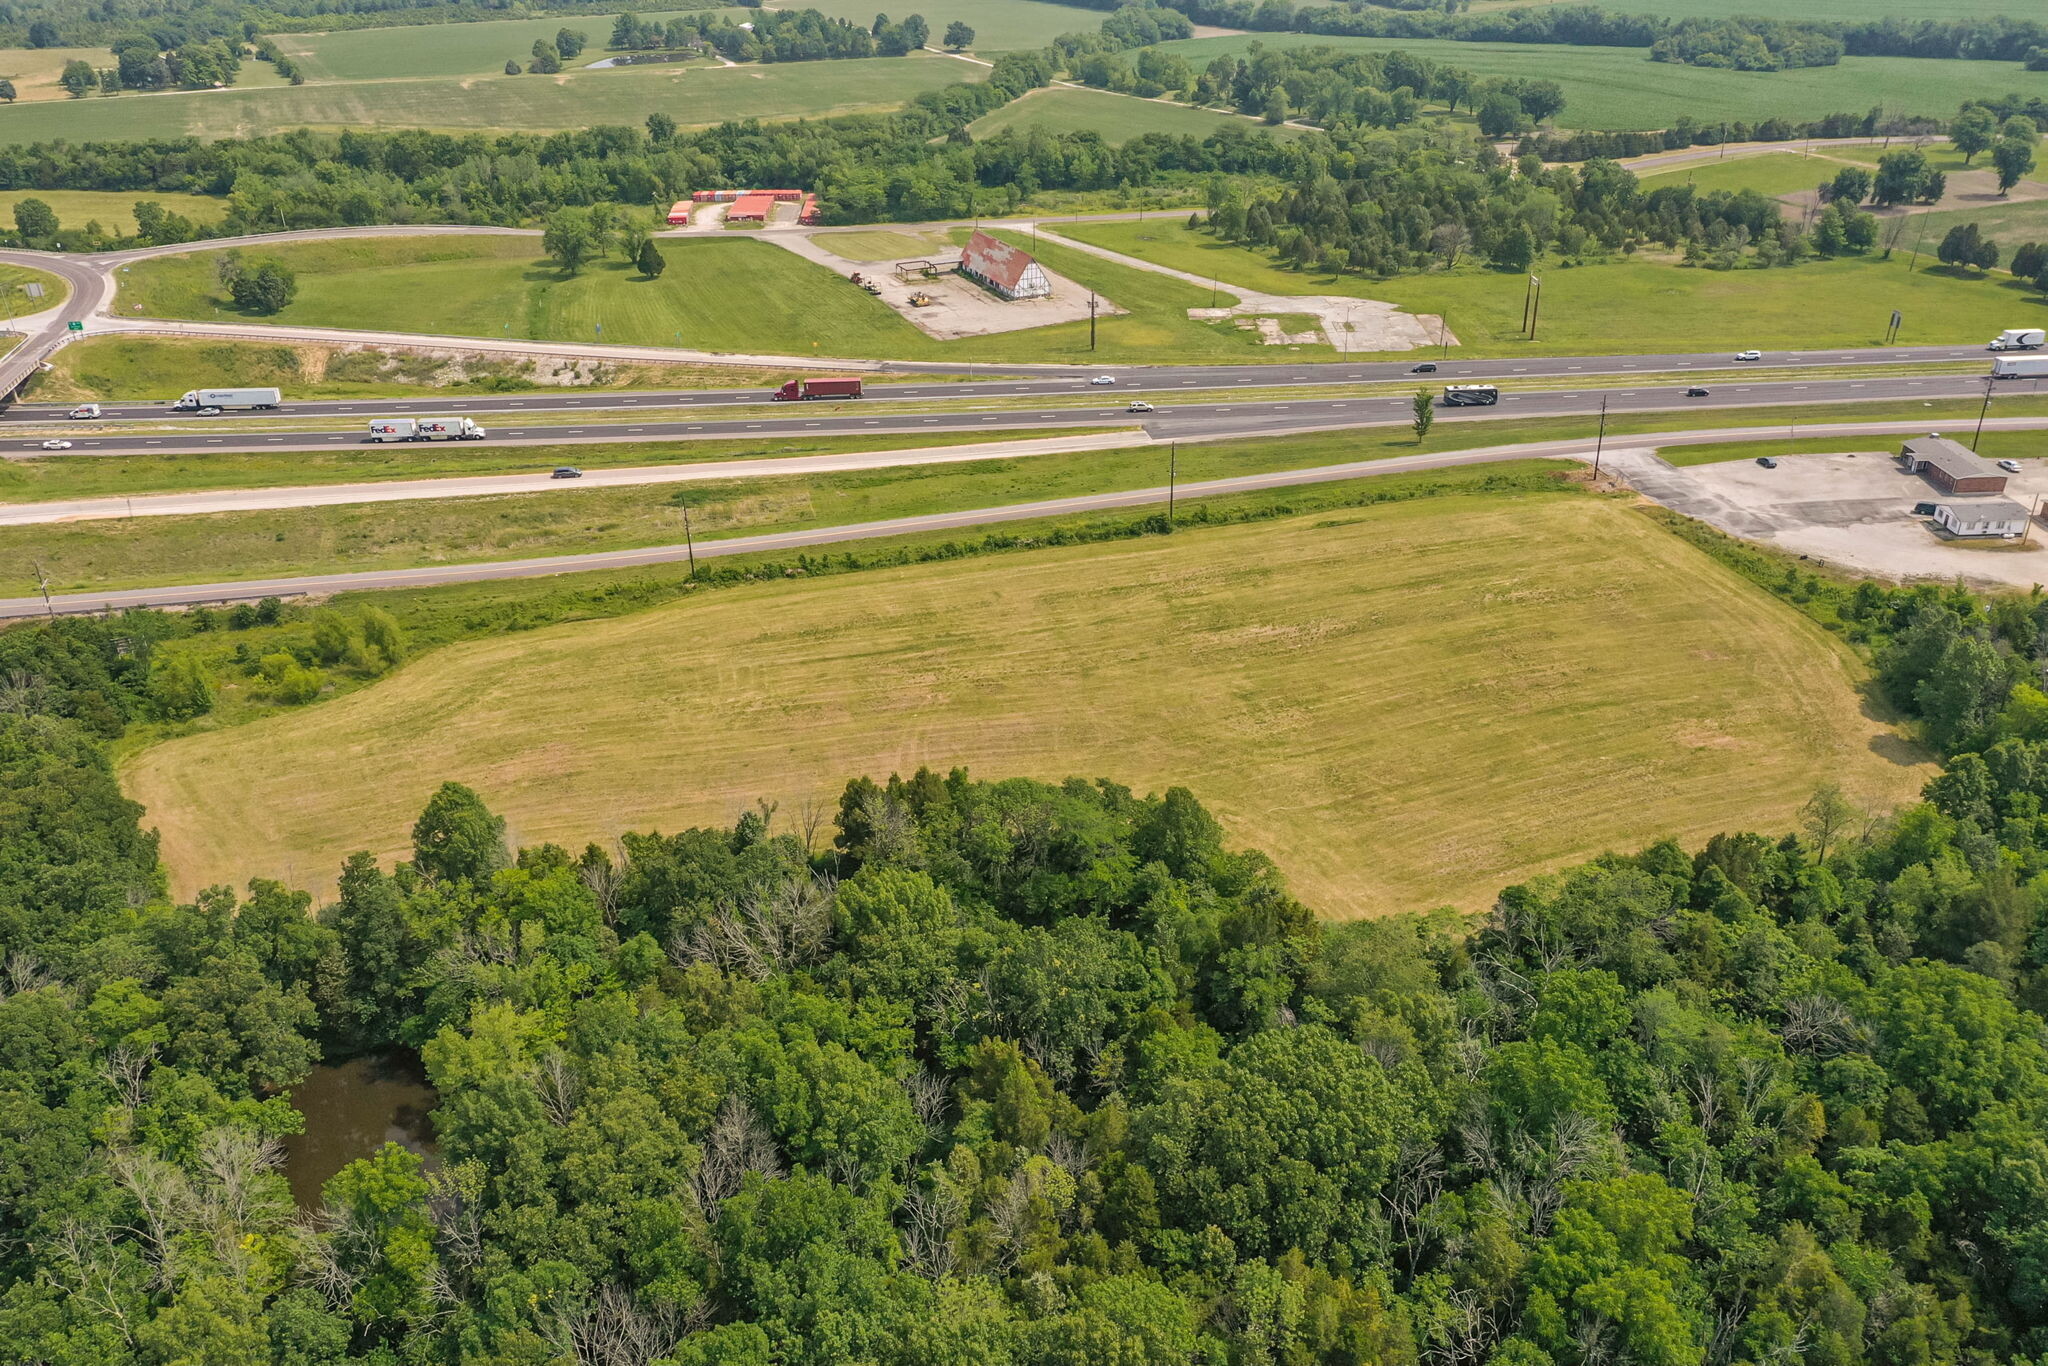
[1993,356,2048,379]
[366,416,488,442]
[1989,328,2046,351]
[172,387,282,411]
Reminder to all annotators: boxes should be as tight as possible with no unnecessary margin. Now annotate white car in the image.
[1734,350,1762,362]
[39,439,72,450]
[1127,400,1155,413]
[1090,375,1116,386]
[2000,459,2022,473]
[196,406,222,416]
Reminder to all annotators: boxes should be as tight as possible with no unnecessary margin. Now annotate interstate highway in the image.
[5,371,2023,457]
[0,344,2000,424]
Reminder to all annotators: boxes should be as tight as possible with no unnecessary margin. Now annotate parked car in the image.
[1089,375,1116,386]
[1411,362,1438,373]
[1914,502,1938,516]
[1686,386,1710,397]
[551,466,583,479]
[39,439,71,450]
[1999,459,2022,473]
[1756,456,1777,468]
[1126,400,1155,413]
[1735,350,1762,362]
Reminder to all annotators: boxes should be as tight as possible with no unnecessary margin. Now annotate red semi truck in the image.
[772,377,865,401]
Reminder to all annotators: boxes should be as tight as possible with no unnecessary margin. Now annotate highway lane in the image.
[11,413,2048,619]
[0,343,2001,424]
[0,371,2021,458]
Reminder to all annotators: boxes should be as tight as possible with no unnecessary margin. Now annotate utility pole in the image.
[1908,211,1930,271]
[1439,314,1449,356]
[1088,293,1098,351]
[1972,374,1995,450]
[1168,443,1177,522]
[680,501,697,578]
[1529,276,1542,341]
[1592,396,1609,479]
[1521,274,1534,332]
[31,560,53,617]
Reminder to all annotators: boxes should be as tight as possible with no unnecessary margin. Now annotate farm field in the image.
[1055,219,2043,353]
[114,231,1320,365]
[120,490,1927,914]
[0,53,973,142]
[0,44,142,101]
[761,0,1094,51]
[967,86,1296,144]
[1485,0,2037,21]
[273,9,717,81]
[1157,34,2048,129]
[0,189,227,238]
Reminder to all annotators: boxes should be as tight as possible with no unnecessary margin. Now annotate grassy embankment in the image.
[1054,217,2044,353]
[119,479,1929,914]
[0,52,971,142]
[1157,33,2048,130]
[27,335,844,404]
[0,261,67,314]
[1658,427,2048,466]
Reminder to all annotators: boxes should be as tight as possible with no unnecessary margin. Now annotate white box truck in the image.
[172,387,282,411]
[414,417,487,441]
[1989,328,2047,351]
[1993,356,2048,379]
[367,418,418,442]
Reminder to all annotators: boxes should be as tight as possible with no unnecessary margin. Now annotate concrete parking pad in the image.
[770,233,1122,340]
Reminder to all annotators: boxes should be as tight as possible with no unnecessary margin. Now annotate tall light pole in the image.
[1972,374,1995,451]
[1088,293,1098,351]
[1168,443,1177,522]
[680,501,697,578]
[1592,396,1609,479]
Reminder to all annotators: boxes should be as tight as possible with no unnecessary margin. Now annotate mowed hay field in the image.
[0,53,971,143]
[1484,0,2039,20]
[0,189,227,237]
[122,495,1927,915]
[760,0,1094,51]
[273,9,720,81]
[1158,34,2048,129]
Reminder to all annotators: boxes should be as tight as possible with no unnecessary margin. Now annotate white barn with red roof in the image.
[959,230,1052,301]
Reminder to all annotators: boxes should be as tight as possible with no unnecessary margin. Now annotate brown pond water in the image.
[282,1053,440,1209]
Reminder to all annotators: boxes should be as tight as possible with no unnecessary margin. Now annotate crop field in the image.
[1055,219,2045,353]
[0,44,145,101]
[967,86,1296,144]
[114,231,1315,364]
[1485,0,2038,21]
[0,189,227,238]
[273,9,718,81]
[1157,34,2048,129]
[120,490,1926,914]
[0,53,973,143]
[761,0,1094,51]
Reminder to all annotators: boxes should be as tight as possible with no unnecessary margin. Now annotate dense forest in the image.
[8,537,2048,1362]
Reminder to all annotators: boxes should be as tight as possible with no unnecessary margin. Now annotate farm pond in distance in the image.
[281,1053,439,1209]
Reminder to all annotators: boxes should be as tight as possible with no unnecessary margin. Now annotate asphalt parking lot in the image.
[1608,446,2048,586]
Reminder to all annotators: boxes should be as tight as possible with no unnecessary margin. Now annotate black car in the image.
[1686,386,1710,397]
[1411,362,1437,373]
[1756,456,1778,468]
[1914,501,1938,516]
[551,467,583,479]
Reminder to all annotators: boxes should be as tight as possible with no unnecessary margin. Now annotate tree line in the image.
[8,541,2048,1360]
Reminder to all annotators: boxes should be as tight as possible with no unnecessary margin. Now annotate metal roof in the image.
[1904,435,2002,481]
[961,230,1039,293]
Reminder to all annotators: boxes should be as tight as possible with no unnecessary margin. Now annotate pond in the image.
[282,1053,440,1210]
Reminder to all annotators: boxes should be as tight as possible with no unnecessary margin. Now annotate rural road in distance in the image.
[9,414,2046,620]
[0,371,2015,460]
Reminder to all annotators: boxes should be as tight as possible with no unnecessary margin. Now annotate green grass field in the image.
[274,9,717,81]
[967,86,1300,145]
[1159,34,2048,129]
[0,52,973,142]
[761,0,1092,51]
[1637,150,1842,198]
[118,487,1927,914]
[0,189,227,238]
[113,231,1317,364]
[1056,218,2047,353]
[1485,0,2040,21]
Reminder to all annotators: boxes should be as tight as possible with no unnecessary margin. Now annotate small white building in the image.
[1932,498,2030,538]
